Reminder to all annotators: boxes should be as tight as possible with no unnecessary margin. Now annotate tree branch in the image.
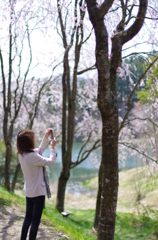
[122,51,156,59]
[77,64,96,75]
[24,59,61,129]
[70,136,101,168]
[119,141,157,163]
[57,0,67,48]
[127,117,158,129]
[0,49,6,110]
[122,0,148,45]
[0,49,7,144]
[7,13,13,121]
[99,0,115,19]
[10,22,32,133]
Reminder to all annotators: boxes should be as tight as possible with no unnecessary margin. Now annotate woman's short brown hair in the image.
[17,129,35,155]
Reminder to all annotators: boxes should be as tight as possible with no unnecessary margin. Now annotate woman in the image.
[17,128,57,240]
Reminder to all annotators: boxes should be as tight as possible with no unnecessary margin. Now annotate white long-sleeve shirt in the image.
[19,137,56,197]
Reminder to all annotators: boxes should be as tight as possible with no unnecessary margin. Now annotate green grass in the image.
[82,177,98,190]
[83,166,158,208]
[0,185,25,206]
[42,202,96,240]
[115,212,157,240]
[0,185,96,240]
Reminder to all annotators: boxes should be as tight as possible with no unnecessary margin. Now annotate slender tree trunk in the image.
[56,54,70,211]
[56,168,70,212]
[11,163,21,192]
[94,166,102,230]
[4,144,12,191]
[55,0,86,212]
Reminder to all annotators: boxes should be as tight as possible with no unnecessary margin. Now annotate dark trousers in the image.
[21,195,45,240]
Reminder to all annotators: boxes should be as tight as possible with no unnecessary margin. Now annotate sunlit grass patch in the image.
[83,177,98,190]
[43,201,96,240]
[115,212,156,240]
[0,184,25,207]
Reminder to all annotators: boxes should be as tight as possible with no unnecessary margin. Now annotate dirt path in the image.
[0,205,69,240]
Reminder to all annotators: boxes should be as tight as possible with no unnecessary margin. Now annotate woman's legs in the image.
[20,196,45,240]
[29,195,45,240]
[21,197,33,240]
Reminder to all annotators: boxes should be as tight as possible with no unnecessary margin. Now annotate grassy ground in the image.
[115,212,158,240]
[0,185,96,240]
[83,165,158,239]
[1,165,158,239]
[84,165,158,212]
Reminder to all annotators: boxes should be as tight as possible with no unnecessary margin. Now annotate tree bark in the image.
[4,144,12,191]
[97,119,118,240]
[96,19,119,240]
[56,166,70,212]
[56,50,71,211]
[11,163,21,192]
[93,166,102,230]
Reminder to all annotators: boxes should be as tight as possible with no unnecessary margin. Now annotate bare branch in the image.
[70,134,101,168]
[0,49,6,110]
[119,141,157,163]
[82,27,93,44]
[8,20,13,120]
[10,22,33,131]
[122,41,158,52]
[128,117,158,129]
[77,130,94,162]
[57,0,68,48]
[122,0,148,45]
[77,64,96,75]
[125,4,135,25]
[13,28,27,118]
[0,49,7,144]
[122,51,156,59]
[24,60,62,129]
[64,1,72,33]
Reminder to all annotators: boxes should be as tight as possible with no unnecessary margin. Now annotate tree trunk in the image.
[97,118,118,240]
[11,163,21,192]
[86,3,119,238]
[56,167,70,212]
[55,0,87,213]
[4,144,12,191]
[94,166,102,230]
[96,21,119,240]
[86,0,147,239]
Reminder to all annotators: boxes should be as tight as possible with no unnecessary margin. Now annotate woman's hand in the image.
[51,138,56,150]
[45,128,52,138]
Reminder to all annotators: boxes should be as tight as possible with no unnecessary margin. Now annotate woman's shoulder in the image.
[19,151,37,159]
